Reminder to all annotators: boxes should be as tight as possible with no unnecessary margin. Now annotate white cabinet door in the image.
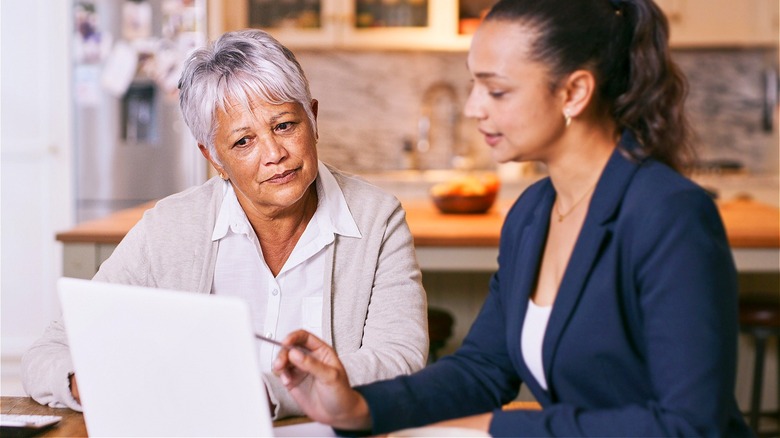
[657,0,779,47]
[340,0,463,50]
[0,0,73,393]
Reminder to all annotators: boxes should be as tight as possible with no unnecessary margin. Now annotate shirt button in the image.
[265,332,273,339]
[272,288,279,296]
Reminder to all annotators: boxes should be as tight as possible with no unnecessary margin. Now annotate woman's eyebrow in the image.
[268,111,294,124]
[473,72,502,80]
[229,126,250,135]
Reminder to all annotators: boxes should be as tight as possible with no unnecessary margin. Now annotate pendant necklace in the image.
[555,183,597,222]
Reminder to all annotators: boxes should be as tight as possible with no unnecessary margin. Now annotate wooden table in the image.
[2,396,542,437]
[2,396,85,437]
[1,396,308,437]
[56,197,779,276]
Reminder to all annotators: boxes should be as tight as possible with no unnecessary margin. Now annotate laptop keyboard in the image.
[1,414,62,429]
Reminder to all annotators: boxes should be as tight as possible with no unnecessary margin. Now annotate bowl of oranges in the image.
[430,173,500,214]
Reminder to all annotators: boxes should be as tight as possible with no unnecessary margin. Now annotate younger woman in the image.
[272,0,752,435]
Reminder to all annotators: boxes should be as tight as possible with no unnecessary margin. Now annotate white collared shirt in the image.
[211,161,361,372]
[521,299,552,390]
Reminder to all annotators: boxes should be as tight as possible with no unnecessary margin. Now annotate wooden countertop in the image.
[56,198,779,249]
[0,396,308,436]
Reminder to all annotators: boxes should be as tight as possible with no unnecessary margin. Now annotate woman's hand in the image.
[272,330,372,431]
[69,373,80,403]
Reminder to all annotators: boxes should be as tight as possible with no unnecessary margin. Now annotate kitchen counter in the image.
[56,197,779,276]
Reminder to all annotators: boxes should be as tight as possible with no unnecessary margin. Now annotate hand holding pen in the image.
[255,333,312,356]
[270,330,372,431]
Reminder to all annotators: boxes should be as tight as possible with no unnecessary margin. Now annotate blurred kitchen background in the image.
[72,0,208,222]
[2,0,778,418]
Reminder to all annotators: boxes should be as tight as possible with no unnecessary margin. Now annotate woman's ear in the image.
[560,70,596,118]
[199,144,227,179]
[311,99,319,139]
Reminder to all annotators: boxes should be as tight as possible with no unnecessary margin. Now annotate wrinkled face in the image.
[203,96,319,217]
[464,20,566,164]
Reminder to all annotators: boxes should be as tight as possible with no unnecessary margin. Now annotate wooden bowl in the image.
[431,192,497,214]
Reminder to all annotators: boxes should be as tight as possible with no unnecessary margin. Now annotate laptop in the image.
[57,277,274,437]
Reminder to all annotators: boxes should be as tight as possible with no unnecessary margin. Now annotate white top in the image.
[211,161,360,372]
[521,299,553,390]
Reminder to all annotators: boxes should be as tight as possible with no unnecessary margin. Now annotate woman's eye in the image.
[233,137,250,148]
[275,122,295,132]
[489,90,506,98]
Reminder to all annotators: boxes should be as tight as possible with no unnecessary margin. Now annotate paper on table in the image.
[273,422,337,437]
[389,426,491,437]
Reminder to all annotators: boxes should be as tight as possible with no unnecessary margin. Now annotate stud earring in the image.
[564,109,572,128]
[219,172,227,180]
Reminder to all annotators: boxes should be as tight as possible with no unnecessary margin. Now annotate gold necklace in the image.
[555,184,597,222]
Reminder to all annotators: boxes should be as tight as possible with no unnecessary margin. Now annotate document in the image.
[274,422,337,437]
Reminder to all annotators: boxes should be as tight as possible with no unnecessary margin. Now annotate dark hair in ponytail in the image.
[486,0,695,172]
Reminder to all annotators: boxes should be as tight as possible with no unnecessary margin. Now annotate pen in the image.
[254,333,312,356]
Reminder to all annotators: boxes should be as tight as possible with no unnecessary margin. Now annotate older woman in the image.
[21,29,428,419]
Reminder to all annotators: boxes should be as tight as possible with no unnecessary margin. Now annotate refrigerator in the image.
[72,0,208,222]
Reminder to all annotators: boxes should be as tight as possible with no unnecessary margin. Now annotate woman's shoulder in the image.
[625,159,714,211]
[141,177,224,224]
[326,165,401,209]
[615,160,724,244]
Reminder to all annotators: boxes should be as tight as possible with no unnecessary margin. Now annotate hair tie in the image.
[610,0,624,15]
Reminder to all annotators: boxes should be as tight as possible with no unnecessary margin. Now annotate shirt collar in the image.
[212,181,251,241]
[315,161,361,239]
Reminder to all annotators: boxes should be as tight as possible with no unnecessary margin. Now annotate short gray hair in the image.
[178,29,315,163]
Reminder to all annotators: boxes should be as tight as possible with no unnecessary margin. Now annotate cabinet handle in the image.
[762,68,778,132]
[665,0,683,23]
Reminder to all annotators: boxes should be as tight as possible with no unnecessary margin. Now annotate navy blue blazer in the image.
[356,133,752,437]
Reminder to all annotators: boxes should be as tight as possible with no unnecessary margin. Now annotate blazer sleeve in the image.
[356,261,522,434]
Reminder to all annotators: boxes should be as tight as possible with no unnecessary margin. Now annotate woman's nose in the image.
[463,91,486,120]
[261,138,288,165]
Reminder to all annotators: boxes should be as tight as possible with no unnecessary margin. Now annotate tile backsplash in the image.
[296,48,779,175]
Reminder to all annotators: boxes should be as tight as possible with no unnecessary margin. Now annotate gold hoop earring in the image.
[564,110,572,128]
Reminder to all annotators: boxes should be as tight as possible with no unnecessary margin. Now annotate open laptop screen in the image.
[58,277,273,437]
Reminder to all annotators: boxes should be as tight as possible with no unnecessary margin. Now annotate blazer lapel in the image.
[542,136,642,398]
[505,185,555,402]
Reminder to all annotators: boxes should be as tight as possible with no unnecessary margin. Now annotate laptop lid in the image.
[57,277,273,437]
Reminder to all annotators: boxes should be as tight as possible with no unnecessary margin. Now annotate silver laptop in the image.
[57,277,274,437]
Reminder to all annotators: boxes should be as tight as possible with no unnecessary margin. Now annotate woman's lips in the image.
[265,168,298,184]
[482,131,502,147]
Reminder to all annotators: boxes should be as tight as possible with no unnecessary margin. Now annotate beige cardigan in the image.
[21,165,428,419]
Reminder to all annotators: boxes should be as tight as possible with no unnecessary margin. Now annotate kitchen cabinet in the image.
[211,0,778,50]
[212,0,494,50]
[656,0,779,47]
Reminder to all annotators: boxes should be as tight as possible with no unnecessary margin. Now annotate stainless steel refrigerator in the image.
[73,0,208,222]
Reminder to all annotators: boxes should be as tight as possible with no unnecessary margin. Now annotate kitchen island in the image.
[56,196,779,278]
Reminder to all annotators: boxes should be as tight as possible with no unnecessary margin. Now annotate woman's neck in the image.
[243,186,319,276]
[546,123,618,208]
